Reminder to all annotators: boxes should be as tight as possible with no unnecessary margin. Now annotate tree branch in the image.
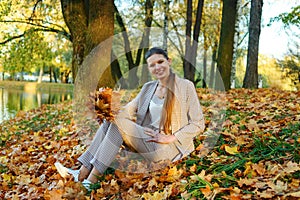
[1,19,70,36]
[0,28,71,45]
[29,0,43,20]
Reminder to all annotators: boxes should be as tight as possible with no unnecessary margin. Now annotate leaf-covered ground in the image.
[0,88,299,199]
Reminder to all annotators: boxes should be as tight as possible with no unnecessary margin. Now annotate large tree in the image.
[243,0,263,89]
[215,0,238,91]
[60,0,115,87]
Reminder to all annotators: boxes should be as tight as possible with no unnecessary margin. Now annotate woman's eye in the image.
[158,60,164,64]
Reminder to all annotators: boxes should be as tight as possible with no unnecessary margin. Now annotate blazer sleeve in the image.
[116,83,149,121]
[173,80,205,143]
[117,92,139,121]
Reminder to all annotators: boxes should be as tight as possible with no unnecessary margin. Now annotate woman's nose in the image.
[155,63,161,70]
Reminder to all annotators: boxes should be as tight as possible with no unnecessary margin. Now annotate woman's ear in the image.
[168,58,172,65]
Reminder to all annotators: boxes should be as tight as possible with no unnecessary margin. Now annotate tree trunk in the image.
[60,0,115,88]
[215,0,238,91]
[60,0,86,82]
[209,43,218,88]
[50,66,53,83]
[184,0,204,83]
[87,0,115,88]
[140,0,155,85]
[202,49,207,88]
[184,0,193,81]
[231,0,242,88]
[162,0,170,50]
[243,0,263,89]
[111,51,127,88]
[38,65,43,83]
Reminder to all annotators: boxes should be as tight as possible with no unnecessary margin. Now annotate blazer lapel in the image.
[136,81,158,125]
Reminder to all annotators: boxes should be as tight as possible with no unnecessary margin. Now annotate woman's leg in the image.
[114,116,180,162]
[78,165,90,182]
[88,122,123,174]
[87,167,101,183]
[77,122,111,180]
[78,117,179,183]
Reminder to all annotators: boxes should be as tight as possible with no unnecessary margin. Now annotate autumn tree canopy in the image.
[0,0,298,90]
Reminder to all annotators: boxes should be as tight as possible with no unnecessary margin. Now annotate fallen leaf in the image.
[225,145,239,155]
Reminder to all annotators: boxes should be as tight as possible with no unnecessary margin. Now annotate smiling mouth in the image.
[155,70,164,75]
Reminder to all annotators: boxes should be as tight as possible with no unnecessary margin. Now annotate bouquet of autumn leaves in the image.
[87,87,121,123]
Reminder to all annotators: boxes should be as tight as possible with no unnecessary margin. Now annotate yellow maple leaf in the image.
[142,191,168,200]
[168,166,182,180]
[2,173,14,182]
[225,145,239,155]
[243,162,252,176]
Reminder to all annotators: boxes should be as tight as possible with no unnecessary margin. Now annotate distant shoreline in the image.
[0,80,74,92]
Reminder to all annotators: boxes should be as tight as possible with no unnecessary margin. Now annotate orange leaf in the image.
[44,189,63,200]
[200,184,212,198]
[252,162,266,176]
[237,178,256,187]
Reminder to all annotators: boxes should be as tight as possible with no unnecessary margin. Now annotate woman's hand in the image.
[143,127,177,144]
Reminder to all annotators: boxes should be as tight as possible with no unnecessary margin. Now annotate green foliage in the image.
[276,54,300,90]
[0,0,12,19]
[269,5,300,28]
[0,0,72,81]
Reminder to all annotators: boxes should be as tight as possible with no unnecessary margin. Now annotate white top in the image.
[149,95,164,128]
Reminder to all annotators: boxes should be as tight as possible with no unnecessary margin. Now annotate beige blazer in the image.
[120,75,205,157]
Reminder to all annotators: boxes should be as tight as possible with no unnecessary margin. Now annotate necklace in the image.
[156,84,166,99]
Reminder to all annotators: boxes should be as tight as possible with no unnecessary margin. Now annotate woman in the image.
[56,47,205,189]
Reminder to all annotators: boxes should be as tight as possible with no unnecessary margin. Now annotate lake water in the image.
[0,87,73,123]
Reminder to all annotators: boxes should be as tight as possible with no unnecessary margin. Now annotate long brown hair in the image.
[159,70,175,134]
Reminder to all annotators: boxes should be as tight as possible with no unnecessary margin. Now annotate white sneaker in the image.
[82,179,92,191]
[54,162,79,182]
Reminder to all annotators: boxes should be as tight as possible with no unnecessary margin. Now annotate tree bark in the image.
[243,0,263,89]
[202,49,207,88]
[60,0,115,88]
[231,0,242,88]
[140,0,155,85]
[60,0,86,82]
[215,0,238,91]
[209,42,218,88]
[183,0,192,81]
[162,0,170,50]
[184,0,204,83]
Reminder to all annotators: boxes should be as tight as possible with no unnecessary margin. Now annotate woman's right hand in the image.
[144,127,177,144]
[143,127,158,136]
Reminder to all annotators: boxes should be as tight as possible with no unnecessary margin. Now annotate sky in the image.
[259,0,299,59]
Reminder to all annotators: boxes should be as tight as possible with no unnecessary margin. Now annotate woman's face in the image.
[146,54,171,82]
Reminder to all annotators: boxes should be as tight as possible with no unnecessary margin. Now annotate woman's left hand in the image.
[144,128,177,144]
